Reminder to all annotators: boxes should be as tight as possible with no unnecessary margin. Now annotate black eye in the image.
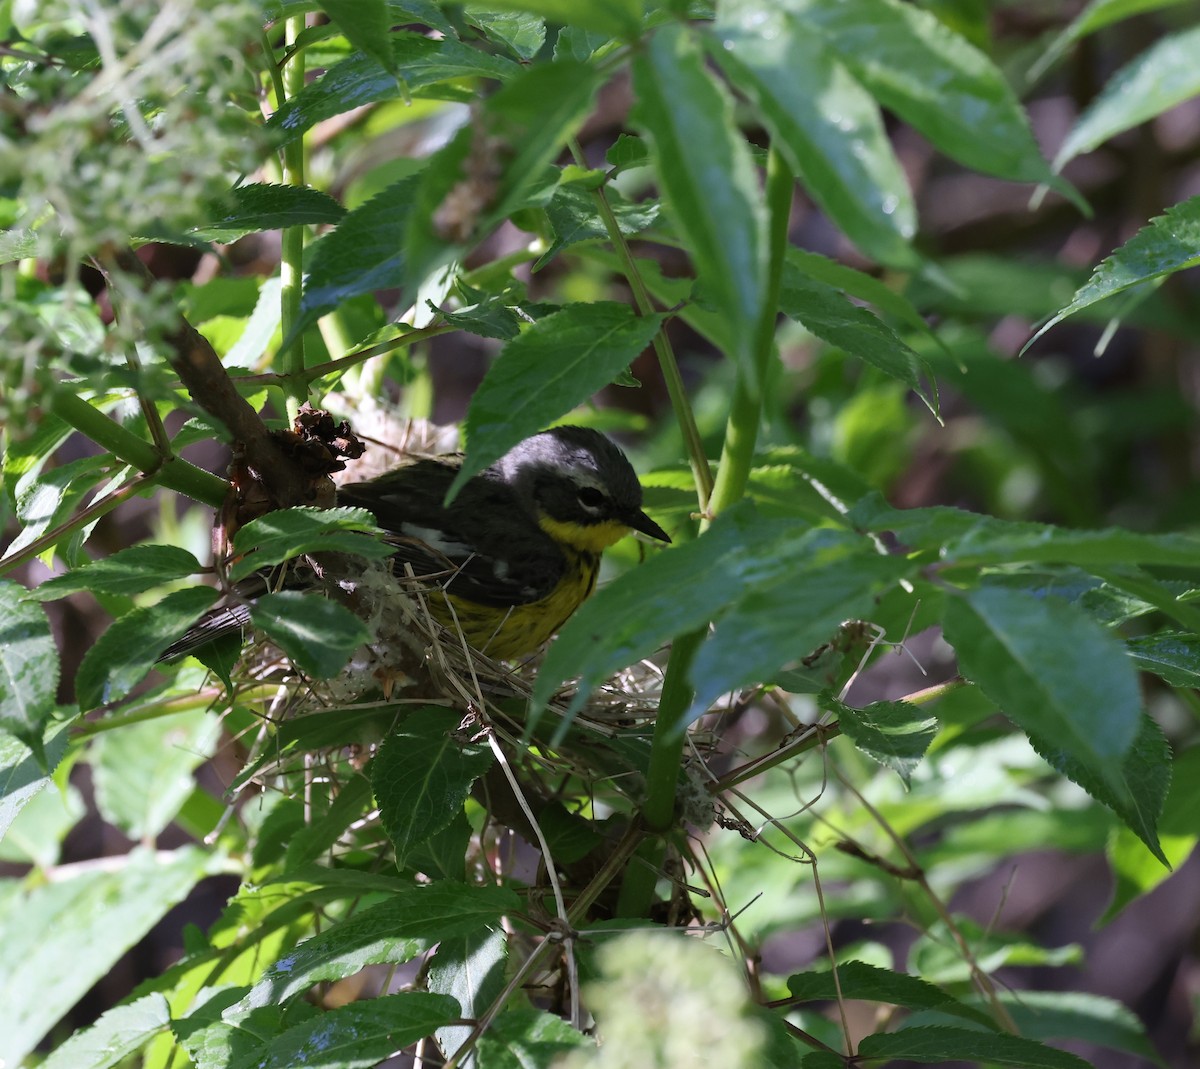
[577,486,605,509]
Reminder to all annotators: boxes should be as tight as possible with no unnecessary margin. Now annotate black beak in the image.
[627,509,671,543]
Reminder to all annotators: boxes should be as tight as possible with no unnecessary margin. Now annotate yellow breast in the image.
[429,545,601,659]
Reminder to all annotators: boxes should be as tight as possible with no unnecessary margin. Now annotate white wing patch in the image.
[395,521,474,558]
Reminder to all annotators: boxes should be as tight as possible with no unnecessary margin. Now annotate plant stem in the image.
[278,14,308,418]
[621,147,794,918]
[568,138,713,509]
[47,391,227,506]
[706,145,792,520]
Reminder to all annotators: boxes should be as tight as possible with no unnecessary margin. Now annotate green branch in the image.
[48,390,227,506]
[620,147,795,918]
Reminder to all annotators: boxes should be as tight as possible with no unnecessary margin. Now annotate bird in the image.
[164,425,671,663]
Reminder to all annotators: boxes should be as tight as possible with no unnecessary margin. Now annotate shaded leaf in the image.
[429,927,508,1066]
[0,582,59,751]
[249,591,372,678]
[1027,713,1171,864]
[779,268,938,416]
[26,544,202,601]
[943,587,1142,794]
[319,0,396,73]
[1053,25,1200,170]
[712,1,916,266]
[1127,631,1200,688]
[239,882,519,1009]
[451,303,664,496]
[229,506,391,582]
[75,586,220,712]
[372,707,493,867]
[795,0,1063,190]
[476,1008,592,1066]
[1027,196,1200,345]
[230,993,460,1069]
[270,34,519,144]
[858,1025,1091,1069]
[633,23,765,367]
[295,174,424,339]
[463,0,640,37]
[827,697,938,786]
[1029,0,1194,82]
[191,183,346,242]
[0,847,215,1068]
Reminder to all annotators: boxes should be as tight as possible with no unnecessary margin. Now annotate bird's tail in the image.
[160,601,252,662]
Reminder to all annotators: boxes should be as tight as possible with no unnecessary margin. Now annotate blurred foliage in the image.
[2,0,1200,1066]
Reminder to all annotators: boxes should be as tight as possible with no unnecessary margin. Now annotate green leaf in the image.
[711,1,916,267]
[478,59,605,226]
[429,927,508,1065]
[458,0,640,37]
[1127,631,1200,687]
[372,706,494,867]
[269,34,520,144]
[296,174,423,339]
[1103,821,1194,925]
[942,587,1142,794]
[190,183,346,242]
[605,133,649,171]
[1053,25,1200,170]
[249,591,372,678]
[794,0,1062,189]
[633,23,766,367]
[91,709,223,841]
[37,993,171,1069]
[1027,197,1200,345]
[25,544,202,601]
[0,778,84,867]
[534,510,908,723]
[284,774,374,870]
[0,847,215,1068]
[465,7,546,60]
[1101,743,1200,919]
[318,0,396,73]
[74,586,220,712]
[910,917,1083,983]
[239,882,520,1009]
[476,1008,593,1066]
[857,1025,1091,1069]
[787,960,991,1025]
[0,228,38,265]
[535,184,660,270]
[7,454,112,565]
[1027,713,1171,864]
[0,581,59,751]
[779,267,938,416]
[231,993,460,1069]
[1029,0,1194,82]
[787,247,936,341]
[450,303,665,496]
[229,506,391,582]
[688,540,910,714]
[849,492,1200,568]
[827,697,938,786]
[0,723,70,841]
[533,507,808,715]
[996,990,1162,1065]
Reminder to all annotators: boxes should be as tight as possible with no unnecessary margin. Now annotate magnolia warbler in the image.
[167,425,670,662]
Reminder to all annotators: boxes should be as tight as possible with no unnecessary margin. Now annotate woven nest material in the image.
[215,412,715,833]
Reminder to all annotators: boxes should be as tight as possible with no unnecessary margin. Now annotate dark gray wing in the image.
[336,461,566,607]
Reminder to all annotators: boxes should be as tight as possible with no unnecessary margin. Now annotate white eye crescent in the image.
[577,486,605,510]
